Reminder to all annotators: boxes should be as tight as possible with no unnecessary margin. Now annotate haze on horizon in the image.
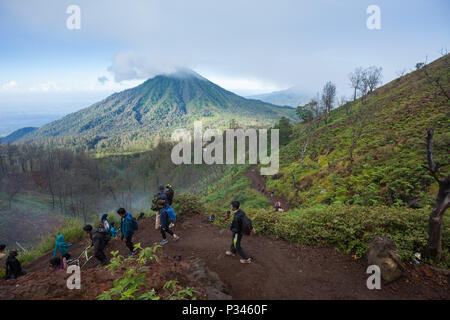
[0,0,449,136]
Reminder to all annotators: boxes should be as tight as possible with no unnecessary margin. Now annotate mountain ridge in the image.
[247,86,310,107]
[1,127,38,144]
[20,70,296,150]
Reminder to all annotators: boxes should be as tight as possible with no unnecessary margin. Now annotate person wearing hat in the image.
[165,184,174,206]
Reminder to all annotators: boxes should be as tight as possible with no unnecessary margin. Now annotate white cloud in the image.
[29,82,60,92]
[107,51,181,83]
[198,72,283,96]
[1,81,19,91]
[106,51,284,95]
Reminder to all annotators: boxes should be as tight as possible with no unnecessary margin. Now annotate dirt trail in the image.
[246,165,291,211]
[16,212,450,300]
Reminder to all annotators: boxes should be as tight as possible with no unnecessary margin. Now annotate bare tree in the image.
[421,53,450,102]
[321,81,336,125]
[2,174,27,209]
[423,129,450,263]
[396,69,408,79]
[364,66,383,93]
[349,67,365,101]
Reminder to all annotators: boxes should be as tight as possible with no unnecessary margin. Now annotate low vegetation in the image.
[98,243,198,300]
[18,218,85,266]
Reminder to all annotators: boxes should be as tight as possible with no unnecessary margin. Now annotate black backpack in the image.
[151,193,163,211]
[151,196,159,211]
[131,216,139,231]
[241,215,253,236]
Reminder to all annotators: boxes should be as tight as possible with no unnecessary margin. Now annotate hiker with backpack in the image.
[226,201,255,264]
[157,200,180,245]
[5,250,26,280]
[152,185,168,230]
[83,224,110,266]
[165,184,175,206]
[117,208,138,256]
[53,235,73,268]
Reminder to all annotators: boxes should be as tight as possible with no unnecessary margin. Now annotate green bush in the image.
[173,193,205,216]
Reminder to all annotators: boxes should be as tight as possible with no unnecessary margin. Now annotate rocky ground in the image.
[0,213,448,300]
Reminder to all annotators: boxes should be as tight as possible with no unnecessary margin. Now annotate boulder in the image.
[183,257,232,300]
[367,236,405,283]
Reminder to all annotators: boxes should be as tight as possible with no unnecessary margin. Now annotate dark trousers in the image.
[125,236,134,253]
[160,226,174,239]
[231,232,248,260]
[93,238,106,263]
[62,253,71,260]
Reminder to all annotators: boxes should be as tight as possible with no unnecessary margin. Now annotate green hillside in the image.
[268,54,449,209]
[20,69,296,151]
[0,127,37,144]
[202,55,450,267]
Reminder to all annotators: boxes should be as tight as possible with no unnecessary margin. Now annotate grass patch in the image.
[19,218,85,266]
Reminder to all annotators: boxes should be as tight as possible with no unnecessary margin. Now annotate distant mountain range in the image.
[247,87,310,107]
[18,69,296,149]
[1,127,37,144]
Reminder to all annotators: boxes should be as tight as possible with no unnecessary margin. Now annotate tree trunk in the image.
[427,177,450,262]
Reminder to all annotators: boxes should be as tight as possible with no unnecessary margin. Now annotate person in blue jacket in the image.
[158,200,180,245]
[117,208,135,256]
[109,222,119,238]
[53,235,72,260]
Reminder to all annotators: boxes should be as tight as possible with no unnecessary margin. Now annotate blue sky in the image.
[0,0,449,134]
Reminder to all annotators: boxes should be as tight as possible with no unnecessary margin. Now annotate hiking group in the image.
[1,183,258,278]
[49,184,179,269]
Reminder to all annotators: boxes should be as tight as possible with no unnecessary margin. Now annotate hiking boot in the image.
[160,239,169,245]
[240,258,252,264]
[173,235,180,242]
[225,251,236,257]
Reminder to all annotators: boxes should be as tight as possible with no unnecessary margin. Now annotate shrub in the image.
[173,193,205,216]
